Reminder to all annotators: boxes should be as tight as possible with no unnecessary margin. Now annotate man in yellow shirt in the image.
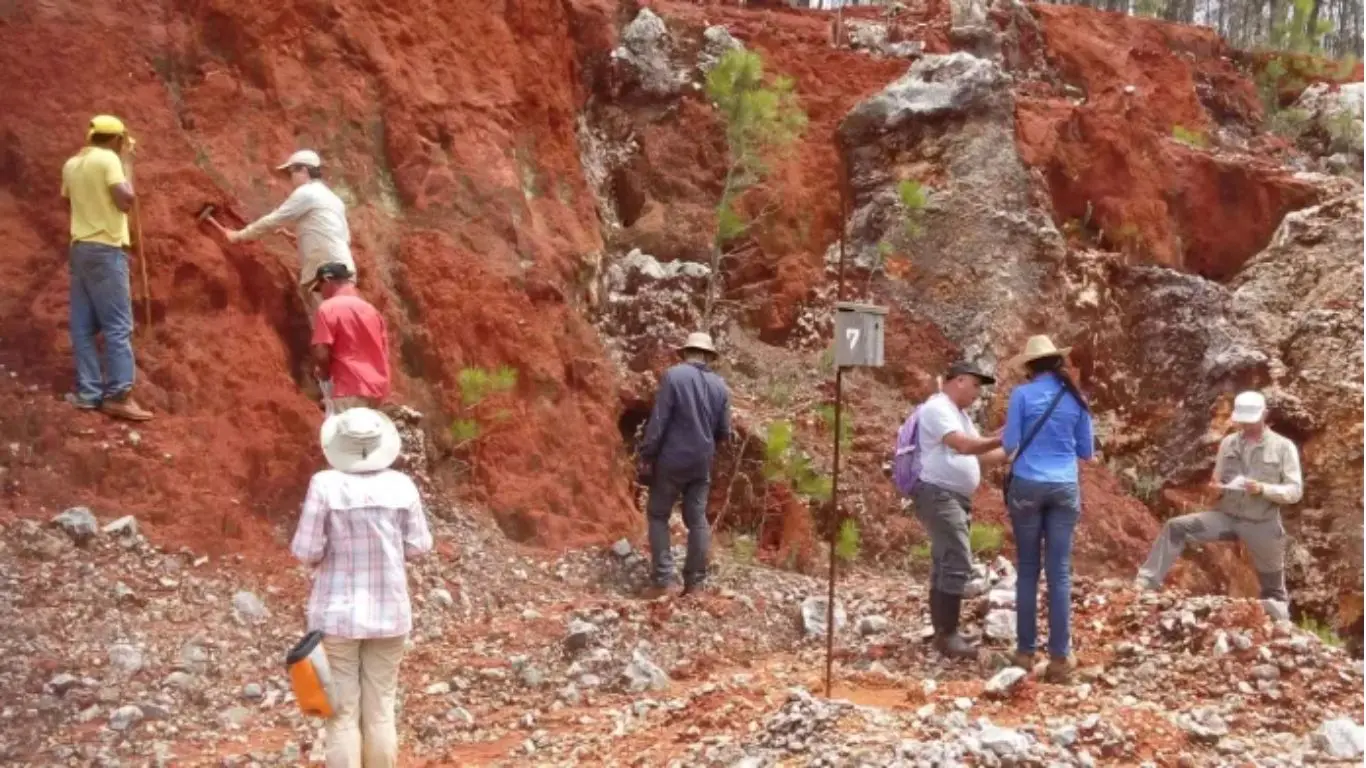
[60,115,152,421]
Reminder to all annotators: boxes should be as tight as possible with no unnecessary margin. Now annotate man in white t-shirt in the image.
[912,361,1007,659]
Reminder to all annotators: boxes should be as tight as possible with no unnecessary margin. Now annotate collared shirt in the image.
[290,469,433,639]
[61,147,130,247]
[311,285,390,400]
[916,392,982,496]
[1002,372,1095,484]
[641,361,731,472]
[236,180,354,285]
[1214,428,1303,522]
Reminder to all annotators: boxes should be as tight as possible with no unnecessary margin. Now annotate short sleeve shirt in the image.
[916,392,982,496]
[61,147,130,247]
[311,287,391,400]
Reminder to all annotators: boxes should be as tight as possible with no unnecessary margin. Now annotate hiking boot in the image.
[1011,651,1036,671]
[930,590,979,660]
[933,632,980,660]
[640,583,680,601]
[1043,655,1075,684]
[65,393,100,410]
[100,393,153,422]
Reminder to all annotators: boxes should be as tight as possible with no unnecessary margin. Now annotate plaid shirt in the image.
[290,469,433,639]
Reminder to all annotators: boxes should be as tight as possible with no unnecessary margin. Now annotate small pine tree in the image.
[869,178,930,294]
[703,48,808,322]
[450,366,519,467]
[834,518,861,563]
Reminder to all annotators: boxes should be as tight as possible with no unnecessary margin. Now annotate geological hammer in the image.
[196,201,296,245]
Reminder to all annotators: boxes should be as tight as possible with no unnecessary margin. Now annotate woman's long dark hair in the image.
[1026,355,1090,412]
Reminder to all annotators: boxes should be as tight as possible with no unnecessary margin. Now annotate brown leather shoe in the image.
[100,394,153,422]
[1011,651,1036,671]
[1043,655,1075,683]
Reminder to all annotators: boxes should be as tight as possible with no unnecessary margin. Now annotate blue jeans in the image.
[69,242,136,402]
[1007,477,1081,658]
[646,465,711,587]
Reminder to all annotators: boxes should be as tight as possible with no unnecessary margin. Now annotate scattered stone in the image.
[984,667,1027,698]
[425,681,452,696]
[856,615,889,636]
[109,705,143,731]
[219,706,252,728]
[52,507,98,544]
[611,539,633,558]
[107,644,144,677]
[1180,709,1230,743]
[979,724,1030,757]
[231,591,270,624]
[1052,724,1079,747]
[48,673,79,695]
[430,588,454,609]
[102,515,138,537]
[1213,631,1231,656]
[800,596,847,637]
[520,665,545,689]
[241,683,263,701]
[162,672,196,691]
[1251,664,1281,681]
[180,642,211,674]
[566,619,597,652]
[984,608,1017,641]
[1312,718,1365,759]
[623,649,669,693]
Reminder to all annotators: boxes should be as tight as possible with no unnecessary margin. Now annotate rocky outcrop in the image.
[838,52,1063,372]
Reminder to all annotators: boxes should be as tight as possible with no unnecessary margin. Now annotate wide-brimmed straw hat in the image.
[320,408,402,473]
[678,331,717,356]
[1015,335,1072,365]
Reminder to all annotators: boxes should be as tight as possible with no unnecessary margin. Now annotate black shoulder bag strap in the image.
[1003,385,1068,504]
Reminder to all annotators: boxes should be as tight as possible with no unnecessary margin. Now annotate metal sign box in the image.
[833,301,887,368]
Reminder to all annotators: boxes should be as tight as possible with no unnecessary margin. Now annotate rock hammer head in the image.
[194,203,217,225]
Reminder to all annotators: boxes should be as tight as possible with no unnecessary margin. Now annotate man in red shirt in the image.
[310,263,390,411]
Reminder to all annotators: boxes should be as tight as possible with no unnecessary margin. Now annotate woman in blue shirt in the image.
[1001,335,1095,683]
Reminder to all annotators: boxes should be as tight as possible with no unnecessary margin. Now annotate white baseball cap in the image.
[276,149,322,171]
[1231,391,1267,424]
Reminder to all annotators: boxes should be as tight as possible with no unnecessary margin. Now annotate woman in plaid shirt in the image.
[291,408,433,767]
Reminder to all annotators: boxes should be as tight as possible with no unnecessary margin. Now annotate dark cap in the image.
[310,262,354,289]
[946,361,996,385]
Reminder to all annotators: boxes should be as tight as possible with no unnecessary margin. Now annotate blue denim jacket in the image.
[641,362,731,472]
[1002,372,1094,484]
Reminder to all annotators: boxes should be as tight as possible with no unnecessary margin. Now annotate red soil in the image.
[1014,4,1322,280]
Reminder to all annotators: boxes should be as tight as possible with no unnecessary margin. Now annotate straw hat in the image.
[1015,335,1072,365]
[679,331,717,356]
[320,408,402,473]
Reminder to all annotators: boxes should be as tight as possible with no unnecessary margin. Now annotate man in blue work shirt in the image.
[638,332,731,598]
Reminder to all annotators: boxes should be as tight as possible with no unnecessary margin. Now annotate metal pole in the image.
[824,167,850,699]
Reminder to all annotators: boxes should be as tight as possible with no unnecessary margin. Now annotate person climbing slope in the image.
[60,115,153,422]
[637,332,732,599]
[1135,390,1301,614]
[310,263,390,412]
[224,149,355,320]
[291,407,431,767]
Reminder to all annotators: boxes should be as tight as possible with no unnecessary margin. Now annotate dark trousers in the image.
[646,466,711,587]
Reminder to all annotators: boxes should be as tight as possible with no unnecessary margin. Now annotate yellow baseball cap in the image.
[87,115,127,139]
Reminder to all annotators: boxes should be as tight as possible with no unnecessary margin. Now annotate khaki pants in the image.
[1137,509,1287,602]
[322,635,406,768]
[300,283,322,329]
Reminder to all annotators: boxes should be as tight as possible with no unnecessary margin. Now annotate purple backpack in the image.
[891,407,923,497]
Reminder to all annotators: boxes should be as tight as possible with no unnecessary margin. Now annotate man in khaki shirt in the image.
[1136,391,1302,605]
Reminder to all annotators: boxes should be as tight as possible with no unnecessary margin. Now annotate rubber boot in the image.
[931,591,979,660]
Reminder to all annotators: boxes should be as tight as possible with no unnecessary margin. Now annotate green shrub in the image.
[970,523,1005,556]
[835,519,861,563]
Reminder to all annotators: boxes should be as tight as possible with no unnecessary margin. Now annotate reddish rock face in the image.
[1013,5,1322,280]
[0,0,637,553]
